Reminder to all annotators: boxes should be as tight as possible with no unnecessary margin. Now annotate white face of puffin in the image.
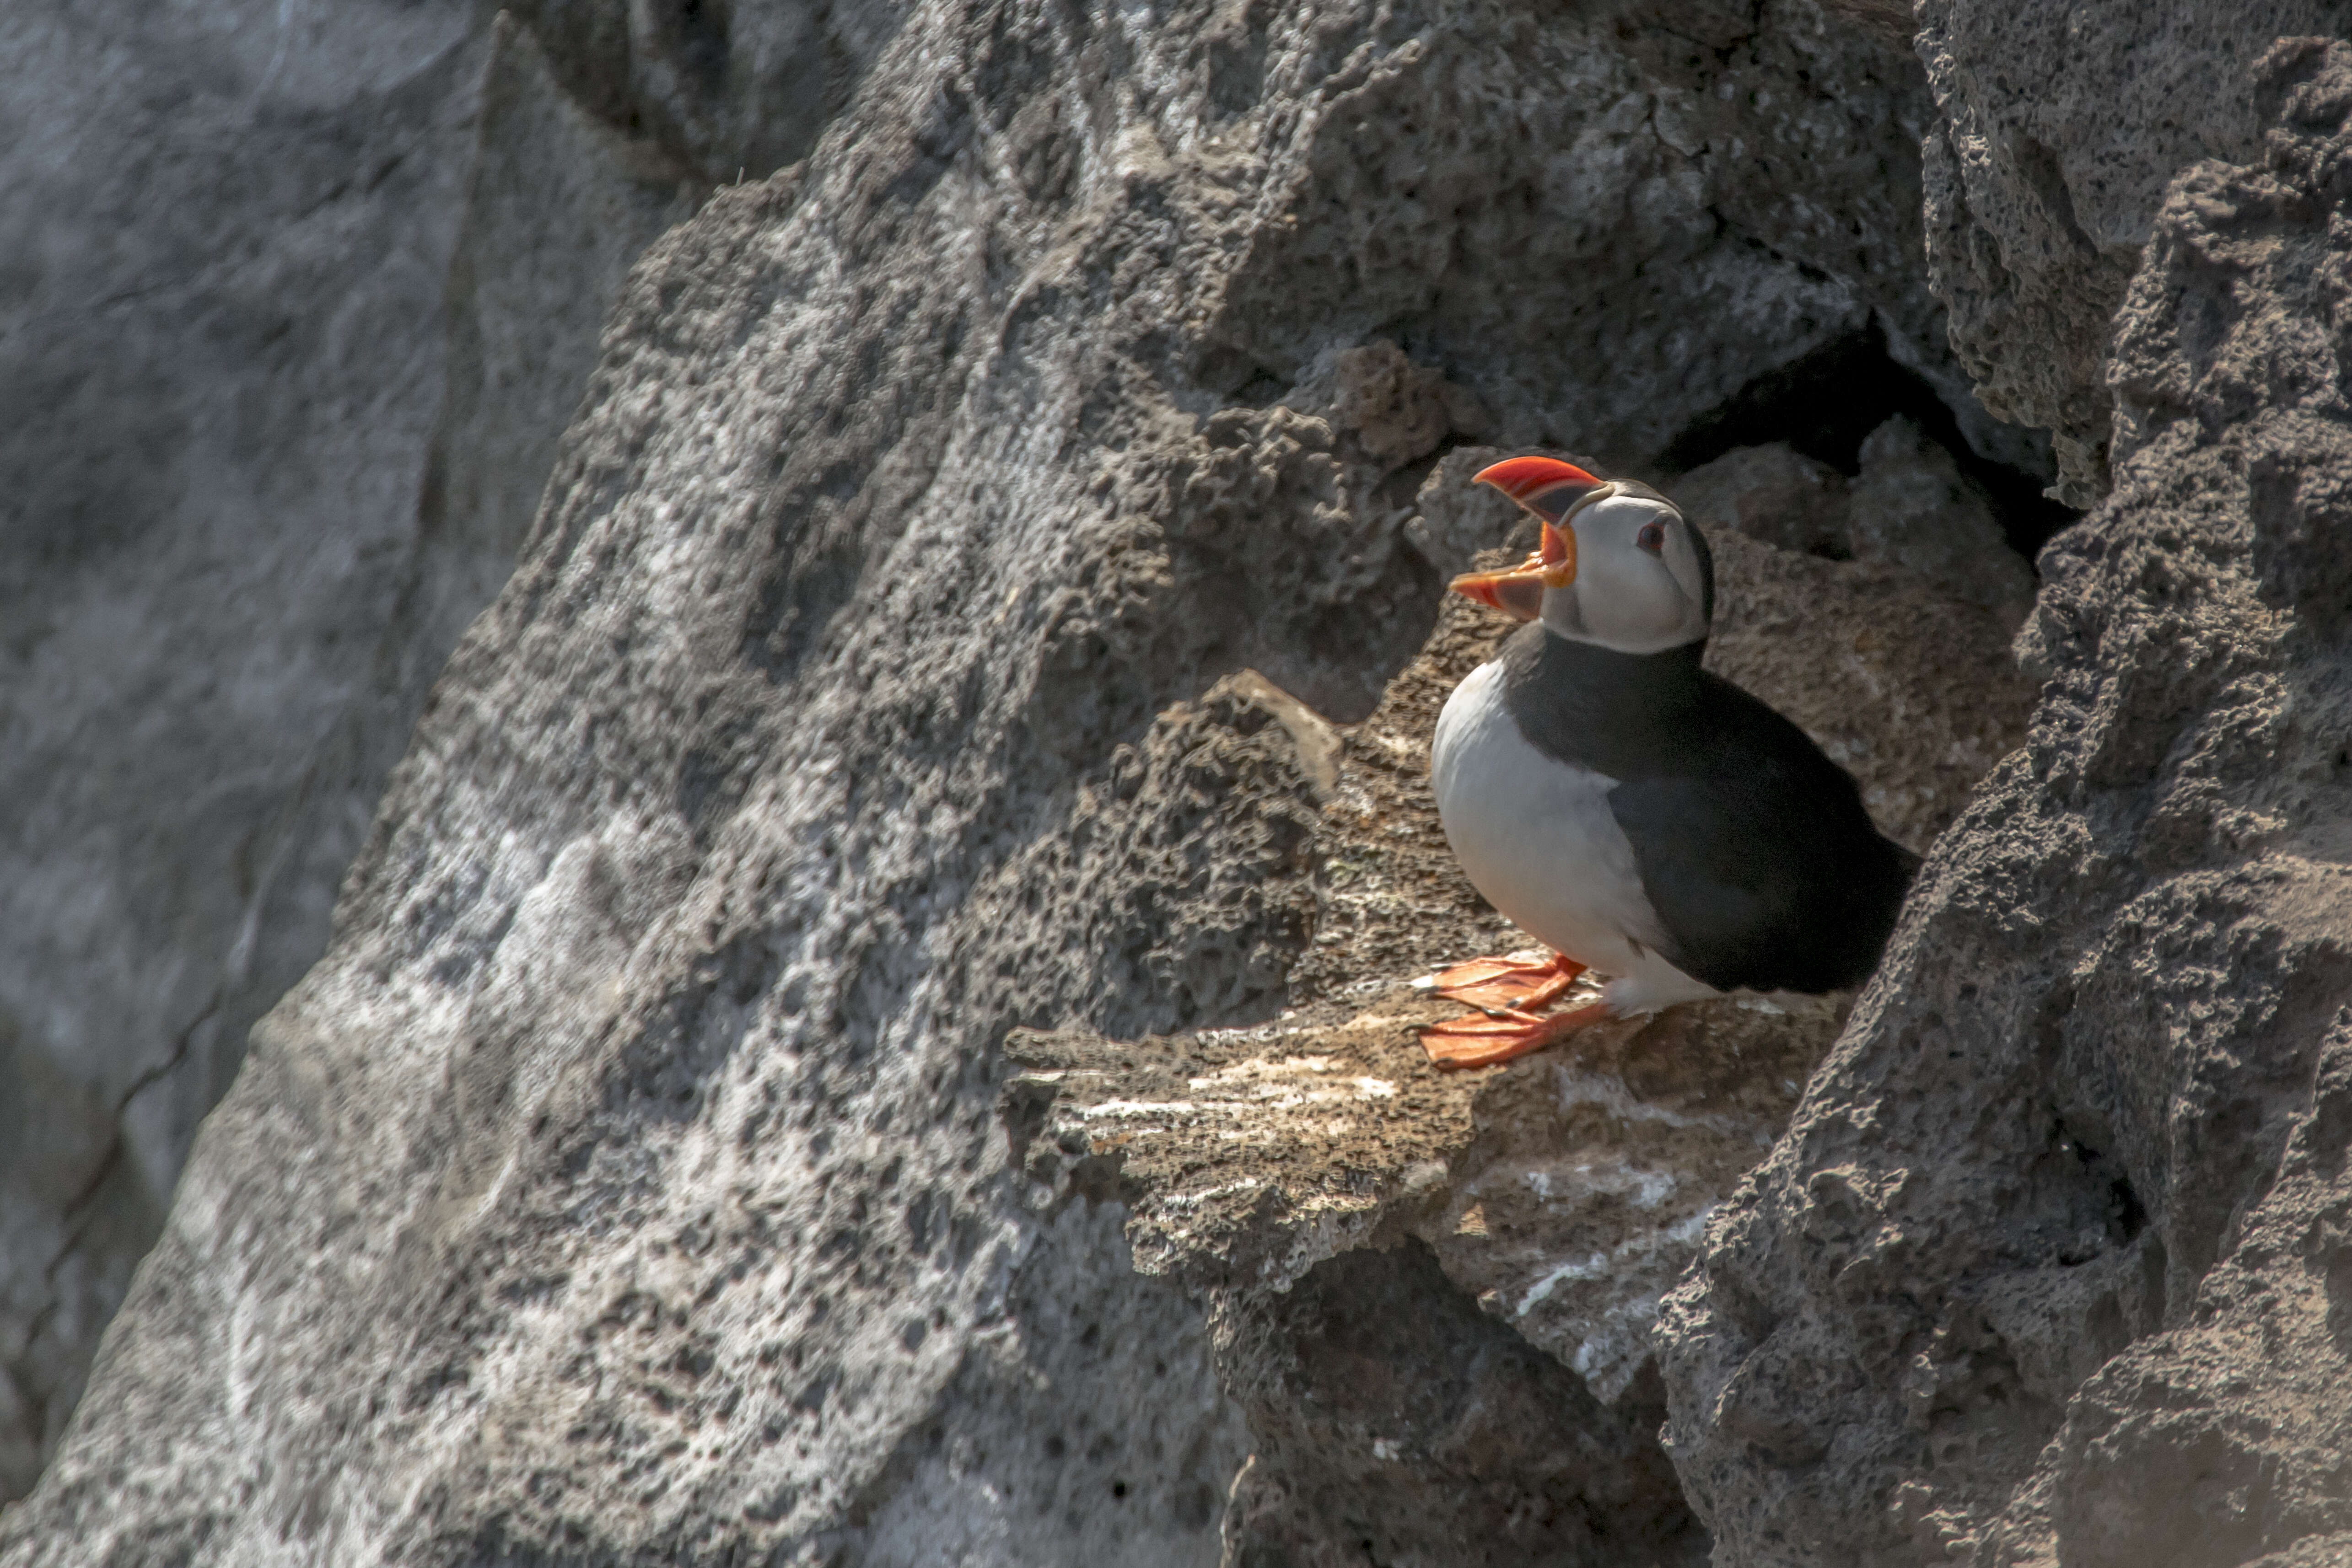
[1449,457,1711,654]
[1545,490,1708,654]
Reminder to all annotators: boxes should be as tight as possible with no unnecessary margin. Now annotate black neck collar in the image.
[1497,624,1712,779]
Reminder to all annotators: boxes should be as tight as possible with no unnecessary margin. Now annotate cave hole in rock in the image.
[1228,369,1290,408]
[1655,322,2077,566]
[2061,1133,2150,1254]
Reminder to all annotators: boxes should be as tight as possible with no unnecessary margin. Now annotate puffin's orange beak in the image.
[1448,457,1607,618]
[1448,524,1573,620]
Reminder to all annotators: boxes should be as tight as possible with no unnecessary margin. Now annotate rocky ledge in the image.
[997,457,2030,1561]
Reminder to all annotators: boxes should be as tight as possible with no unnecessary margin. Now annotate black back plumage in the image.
[1497,622,1917,995]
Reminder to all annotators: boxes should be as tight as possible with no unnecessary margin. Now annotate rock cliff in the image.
[8,0,2352,1565]
[1658,35,2352,1567]
[0,1,719,1500]
[1916,0,2352,504]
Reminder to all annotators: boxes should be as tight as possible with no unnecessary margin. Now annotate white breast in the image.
[1430,660,1716,1010]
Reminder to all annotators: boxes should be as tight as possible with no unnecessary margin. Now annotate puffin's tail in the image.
[1835,832,1921,988]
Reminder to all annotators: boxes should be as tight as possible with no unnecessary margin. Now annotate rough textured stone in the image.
[1657,39,2352,1567]
[1212,1244,1707,1568]
[1326,339,1491,469]
[0,0,2013,1554]
[2,0,513,1503]
[1009,982,1841,1391]
[1916,0,2352,504]
[28,0,2352,1562]
[0,0,923,1502]
[1001,439,2029,1563]
[1190,0,1965,463]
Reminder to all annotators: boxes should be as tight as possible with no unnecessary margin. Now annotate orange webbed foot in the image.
[1416,999,1614,1070]
[1424,949,1585,1013]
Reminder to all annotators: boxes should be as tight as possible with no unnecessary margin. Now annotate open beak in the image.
[1447,457,1610,620]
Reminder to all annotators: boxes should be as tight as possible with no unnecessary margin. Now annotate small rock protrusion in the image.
[1671,442,1852,559]
[1330,340,1490,470]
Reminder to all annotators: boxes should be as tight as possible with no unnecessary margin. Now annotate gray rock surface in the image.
[1214,1244,1706,1568]
[502,0,904,184]
[1916,0,2352,504]
[0,0,2030,1551]
[0,0,948,1503]
[0,3,714,1504]
[1844,416,2034,624]
[1658,38,2352,1566]
[15,2,2349,1563]
[0,0,490,1502]
[1002,458,2029,1565]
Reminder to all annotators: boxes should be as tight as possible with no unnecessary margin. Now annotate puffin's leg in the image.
[1426,950,1585,1012]
[1416,999,1614,1070]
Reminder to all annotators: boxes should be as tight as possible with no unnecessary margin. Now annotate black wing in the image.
[1607,674,1917,994]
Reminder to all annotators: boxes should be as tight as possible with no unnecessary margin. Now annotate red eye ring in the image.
[1636,520,1667,556]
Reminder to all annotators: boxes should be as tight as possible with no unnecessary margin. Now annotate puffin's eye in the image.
[1636,520,1667,556]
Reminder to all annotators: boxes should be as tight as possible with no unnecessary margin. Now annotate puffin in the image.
[1419,455,1918,1069]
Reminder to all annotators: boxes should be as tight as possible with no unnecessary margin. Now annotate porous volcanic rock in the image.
[1916,0,2352,504]
[1657,39,2352,1567]
[0,0,917,1502]
[1002,444,2030,1563]
[1,0,2025,1560]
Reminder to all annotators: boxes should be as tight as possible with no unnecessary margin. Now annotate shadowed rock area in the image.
[1215,1241,1705,1568]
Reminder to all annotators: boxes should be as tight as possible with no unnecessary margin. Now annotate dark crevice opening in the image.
[1653,322,2077,568]
[2064,1135,2150,1252]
